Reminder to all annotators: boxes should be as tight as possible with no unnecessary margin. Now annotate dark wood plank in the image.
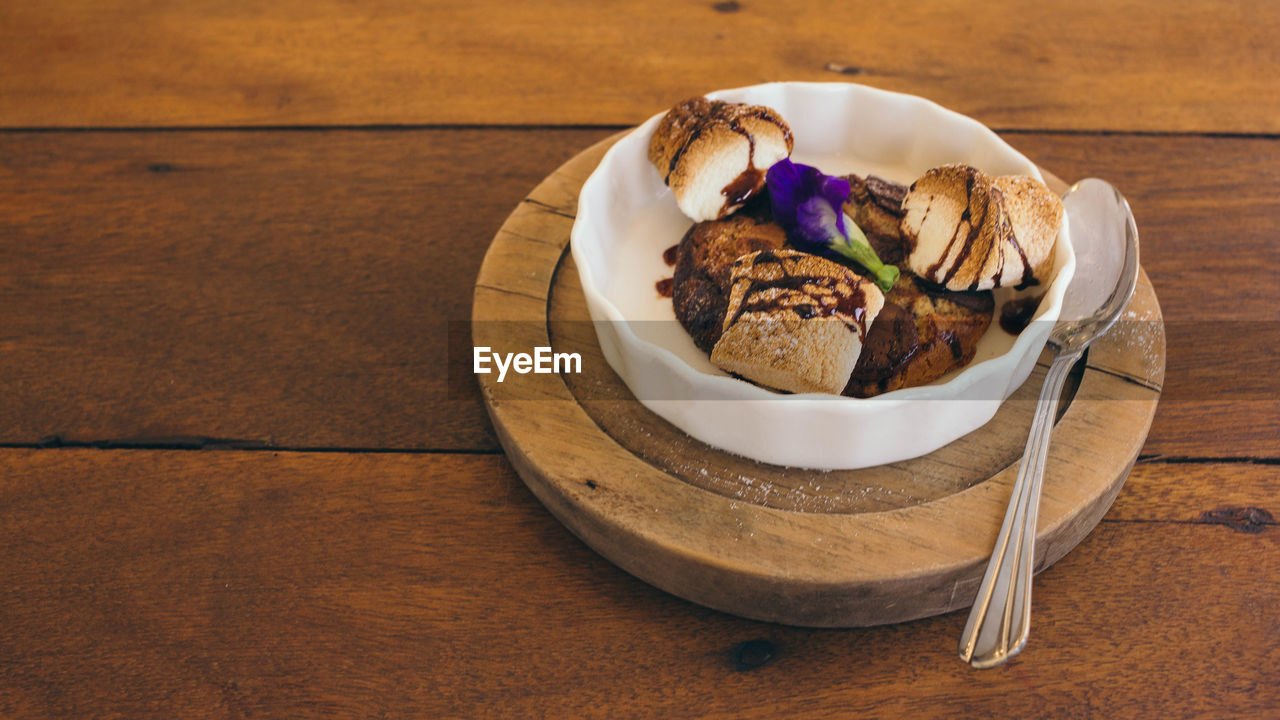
[0,449,1274,718]
[1005,134,1280,324]
[2,1,1279,133]
[1,130,1275,455]
[1117,461,1278,525]
[0,127,611,450]
[1004,133,1280,458]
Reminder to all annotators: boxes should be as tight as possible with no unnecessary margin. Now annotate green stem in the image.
[830,220,898,293]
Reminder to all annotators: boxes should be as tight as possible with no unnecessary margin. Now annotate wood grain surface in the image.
[2,1,1279,133]
[0,450,1274,718]
[1,130,1274,456]
[0,128,606,452]
[2,1,1278,716]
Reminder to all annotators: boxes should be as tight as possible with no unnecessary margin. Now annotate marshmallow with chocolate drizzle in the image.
[648,97,794,222]
[710,249,885,395]
[900,165,1062,291]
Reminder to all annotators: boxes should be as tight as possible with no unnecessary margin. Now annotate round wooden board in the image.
[473,134,1166,627]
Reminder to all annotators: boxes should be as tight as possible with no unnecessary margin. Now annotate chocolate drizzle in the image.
[666,124,702,183]
[662,243,679,266]
[1008,233,1039,289]
[905,200,928,255]
[999,293,1043,334]
[657,243,680,298]
[719,119,762,214]
[659,97,793,215]
[914,276,994,313]
[919,172,1039,291]
[926,173,983,287]
[720,165,764,212]
[725,250,870,339]
[848,301,918,384]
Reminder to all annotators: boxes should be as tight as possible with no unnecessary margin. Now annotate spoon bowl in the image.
[1053,179,1142,352]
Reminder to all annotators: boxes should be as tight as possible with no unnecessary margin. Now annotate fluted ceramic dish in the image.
[570,82,1075,469]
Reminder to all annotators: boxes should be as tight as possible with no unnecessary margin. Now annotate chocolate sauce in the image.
[718,117,760,215]
[913,276,995,313]
[920,175,1040,292]
[904,199,928,255]
[944,205,982,288]
[724,251,870,339]
[666,124,704,182]
[985,190,1041,290]
[662,243,680,266]
[739,105,793,148]
[848,301,918,385]
[720,165,764,213]
[655,277,674,298]
[1008,235,1039,289]
[661,98,792,209]
[999,293,1044,335]
[925,173,979,286]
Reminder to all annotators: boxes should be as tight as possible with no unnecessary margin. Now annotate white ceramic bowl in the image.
[570,82,1075,469]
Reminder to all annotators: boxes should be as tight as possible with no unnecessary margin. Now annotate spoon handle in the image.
[959,349,1082,668]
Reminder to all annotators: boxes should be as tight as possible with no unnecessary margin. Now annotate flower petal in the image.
[767,158,852,245]
[793,196,840,249]
[765,158,805,228]
[818,174,851,238]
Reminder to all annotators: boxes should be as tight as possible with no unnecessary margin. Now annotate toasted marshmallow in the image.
[648,97,793,222]
[992,174,1063,284]
[900,165,1062,291]
[710,250,884,395]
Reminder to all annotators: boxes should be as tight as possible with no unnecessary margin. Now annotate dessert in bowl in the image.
[570,82,1074,469]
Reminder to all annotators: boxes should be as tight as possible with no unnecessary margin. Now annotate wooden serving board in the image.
[472,134,1165,627]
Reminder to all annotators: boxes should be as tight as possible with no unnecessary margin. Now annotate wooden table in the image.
[1,2,1276,717]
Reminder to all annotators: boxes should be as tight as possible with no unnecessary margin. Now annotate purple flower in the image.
[766,159,851,247]
[765,158,898,292]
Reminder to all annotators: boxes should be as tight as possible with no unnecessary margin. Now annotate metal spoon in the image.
[959,178,1140,669]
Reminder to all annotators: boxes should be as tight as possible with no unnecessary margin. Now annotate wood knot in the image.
[712,1,741,12]
[1198,506,1273,534]
[824,62,864,75]
[147,162,176,173]
[731,638,775,671]
[585,480,598,490]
